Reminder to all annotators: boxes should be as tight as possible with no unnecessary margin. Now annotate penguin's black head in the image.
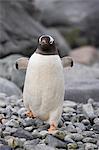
[37,35,58,55]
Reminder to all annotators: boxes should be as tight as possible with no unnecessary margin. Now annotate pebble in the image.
[0,94,99,150]
[82,103,95,119]
[94,118,99,125]
[63,107,76,113]
[63,101,77,109]
[24,139,40,150]
[82,137,97,144]
[66,133,84,142]
[45,134,67,148]
[67,143,78,149]
[5,119,19,128]
[81,119,90,126]
[13,128,33,140]
[84,143,98,150]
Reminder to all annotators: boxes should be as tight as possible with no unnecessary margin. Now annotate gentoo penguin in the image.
[15,35,73,133]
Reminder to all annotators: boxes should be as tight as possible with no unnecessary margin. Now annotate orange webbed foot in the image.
[48,122,57,134]
[26,110,36,118]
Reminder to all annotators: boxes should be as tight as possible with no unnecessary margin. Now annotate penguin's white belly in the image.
[23,53,65,122]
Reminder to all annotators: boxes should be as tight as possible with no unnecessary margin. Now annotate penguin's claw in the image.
[26,110,36,118]
[48,122,57,134]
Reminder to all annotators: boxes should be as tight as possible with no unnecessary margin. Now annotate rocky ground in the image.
[0,93,99,150]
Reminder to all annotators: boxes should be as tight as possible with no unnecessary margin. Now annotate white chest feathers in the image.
[23,53,65,124]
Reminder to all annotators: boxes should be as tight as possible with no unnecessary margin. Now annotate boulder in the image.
[0,0,70,58]
[64,63,99,102]
[0,55,25,89]
[69,46,97,65]
[0,77,22,97]
[35,0,99,47]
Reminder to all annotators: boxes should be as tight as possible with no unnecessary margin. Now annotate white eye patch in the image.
[39,35,54,45]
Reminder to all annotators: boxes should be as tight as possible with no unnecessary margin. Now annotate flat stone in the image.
[63,101,77,109]
[63,107,76,113]
[82,131,95,137]
[66,133,84,142]
[24,139,40,150]
[45,134,67,148]
[13,128,33,140]
[82,137,97,144]
[5,119,19,128]
[84,143,98,150]
[33,144,56,150]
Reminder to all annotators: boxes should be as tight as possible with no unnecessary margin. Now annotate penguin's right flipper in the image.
[15,57,29,70]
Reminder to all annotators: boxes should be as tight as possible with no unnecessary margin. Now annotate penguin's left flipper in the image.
[61,56,73,68]
[15,57,29,70]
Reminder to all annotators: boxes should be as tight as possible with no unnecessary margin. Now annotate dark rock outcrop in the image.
[0,0,70,58]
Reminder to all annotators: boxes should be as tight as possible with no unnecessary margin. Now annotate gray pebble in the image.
[13,128,33,140]
[82,131,95,137]
[24,139,40,150]
[5,119,19,128]
[66,133,84,142]
[83,103,95,119]
[94,118,99,125]
[0,145,12,150]
[81,119,90,126]
[63,101,77,109]
[82,137,97,144]
[45,134,67,148]
[74,122,86,131]
[84,143,98,150]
